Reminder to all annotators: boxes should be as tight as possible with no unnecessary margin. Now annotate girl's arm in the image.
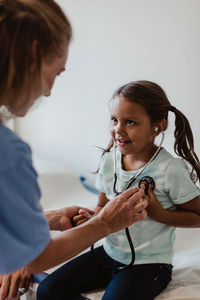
[73,192,109,226]
[147,189,200,228]
[94,192,110,213]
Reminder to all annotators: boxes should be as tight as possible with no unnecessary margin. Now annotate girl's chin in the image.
[117,146,133,155]
[117,142,131,148]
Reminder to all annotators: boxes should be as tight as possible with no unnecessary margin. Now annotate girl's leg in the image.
[102,264,172,300]
[37,246,113,300]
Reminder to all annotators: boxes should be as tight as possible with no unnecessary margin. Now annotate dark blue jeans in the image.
[37,246,172,300]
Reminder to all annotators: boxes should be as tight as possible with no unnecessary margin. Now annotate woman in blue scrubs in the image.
[0,0,148,298]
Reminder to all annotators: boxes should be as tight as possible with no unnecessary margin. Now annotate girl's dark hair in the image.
[103,80,200,183]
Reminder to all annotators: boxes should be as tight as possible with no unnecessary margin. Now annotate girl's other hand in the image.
[73,208,95,226]
[146,187,164,220]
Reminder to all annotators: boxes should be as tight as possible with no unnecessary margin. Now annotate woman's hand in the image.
[0,268,32,300]
[45,206,95,231]
[97,186,148,234]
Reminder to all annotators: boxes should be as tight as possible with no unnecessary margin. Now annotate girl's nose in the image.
[115,123,125,135]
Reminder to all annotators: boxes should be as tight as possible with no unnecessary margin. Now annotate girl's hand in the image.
[0,268,32,300]
[73,208,95,226]
[146,187,164,220]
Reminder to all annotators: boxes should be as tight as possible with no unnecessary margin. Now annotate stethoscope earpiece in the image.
[138,176,155,194]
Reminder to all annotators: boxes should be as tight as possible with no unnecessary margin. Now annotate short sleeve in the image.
[0,159,50,274]
[165,159,200,204]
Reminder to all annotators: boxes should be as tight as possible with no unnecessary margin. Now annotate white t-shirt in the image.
[96,147,200,265]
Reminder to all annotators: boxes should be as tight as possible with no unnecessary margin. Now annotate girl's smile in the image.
[116,138,131,147]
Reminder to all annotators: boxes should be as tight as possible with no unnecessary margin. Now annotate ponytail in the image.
[172,107,200,183]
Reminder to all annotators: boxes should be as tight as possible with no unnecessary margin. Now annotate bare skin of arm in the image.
[73,192,109,226]
[26,187,148,274]
[147,188,200,228]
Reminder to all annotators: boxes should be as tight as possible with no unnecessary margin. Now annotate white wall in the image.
[15,0,200,185]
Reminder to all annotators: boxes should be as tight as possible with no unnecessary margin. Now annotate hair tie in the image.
[169,106,176,113]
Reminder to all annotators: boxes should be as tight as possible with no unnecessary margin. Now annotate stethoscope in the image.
[91,132,165,271]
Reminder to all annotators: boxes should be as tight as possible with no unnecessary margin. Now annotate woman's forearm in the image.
[27,216,108,273]
[27,186,148,273]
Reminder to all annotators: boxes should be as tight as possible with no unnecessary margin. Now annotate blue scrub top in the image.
[0,123,50,274]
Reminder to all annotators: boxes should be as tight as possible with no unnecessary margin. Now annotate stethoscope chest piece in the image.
[138,176,155,194]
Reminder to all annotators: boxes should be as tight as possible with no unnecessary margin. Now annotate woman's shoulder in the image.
[0,124,32,173]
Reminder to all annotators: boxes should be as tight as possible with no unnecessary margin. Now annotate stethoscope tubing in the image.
[113,131,165,195]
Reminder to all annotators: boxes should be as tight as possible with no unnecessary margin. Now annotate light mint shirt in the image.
[95,147,200,265]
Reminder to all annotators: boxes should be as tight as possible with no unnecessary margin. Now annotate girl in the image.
[37,80,200,300]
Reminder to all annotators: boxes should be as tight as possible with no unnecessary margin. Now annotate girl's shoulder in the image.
[159,147,192,177]
[98,149,115,173]
[158,147,185,166]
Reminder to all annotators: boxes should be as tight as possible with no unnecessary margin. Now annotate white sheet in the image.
[33,159,200,300]
[34,155,98,210]
[155,228,200,300]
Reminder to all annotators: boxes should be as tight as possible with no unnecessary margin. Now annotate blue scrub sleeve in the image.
[0,159,51,274]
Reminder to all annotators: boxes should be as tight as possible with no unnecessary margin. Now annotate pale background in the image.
[14,0,200,186]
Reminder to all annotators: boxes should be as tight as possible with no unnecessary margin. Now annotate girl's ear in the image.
[152,119,167,137]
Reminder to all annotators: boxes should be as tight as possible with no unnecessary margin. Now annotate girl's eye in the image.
[111,118,118,123]
[126,120,135,125]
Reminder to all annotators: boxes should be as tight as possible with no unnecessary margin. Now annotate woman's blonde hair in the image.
[0,0,72,107]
